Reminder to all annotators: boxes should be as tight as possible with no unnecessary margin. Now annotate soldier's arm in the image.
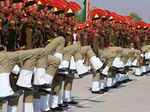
[9,48,45,63]
[45,36,65,54]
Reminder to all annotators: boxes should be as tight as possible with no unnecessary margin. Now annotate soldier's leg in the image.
[58,42,80,75]
[118,57,127,82]
[56,79,69,108]
[50,75,64,111]
[92,73,102,94]
[33,93,41,112]
[46,56,61,85]
[69,56,77,74]
[23,91,34,112]
[7,99,18,112]
[80,46,104,72]
[83,59,102,94]
[133,57,142,76]
[58,55,77,106]
[33,56,48,86]
[61,55,78,105]
[63,77,78,104]
[74,52,90,76]
[39,55,61,93]
[101,59,115,89]
[99,75,107,92]
[99,58,107,91]
[40,93,50,112]
[58,87,68,108]
[121,57,130,82]
[111,56,124,85]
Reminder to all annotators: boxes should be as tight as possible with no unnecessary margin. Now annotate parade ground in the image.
[68,74,150,112]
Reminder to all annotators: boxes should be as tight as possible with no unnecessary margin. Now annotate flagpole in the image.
[82,0,87,22]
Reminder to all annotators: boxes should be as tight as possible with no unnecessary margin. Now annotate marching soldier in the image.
[0,46,45,103]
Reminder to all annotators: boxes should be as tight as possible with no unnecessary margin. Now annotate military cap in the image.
[135,21,147,29]
[101,10,110,21]
[37,0,46,11]
[51,0,67,15]
[65,1,81,17]
[83,21,93,28]
[46,0,53,10]
[87,8,104,21]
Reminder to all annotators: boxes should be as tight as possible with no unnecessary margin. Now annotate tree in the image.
[129,12,142,22]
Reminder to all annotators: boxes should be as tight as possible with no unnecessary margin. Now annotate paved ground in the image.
[68,74,150,112]
[1,73,150,112]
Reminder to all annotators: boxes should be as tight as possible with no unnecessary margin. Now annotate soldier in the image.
[32,19,44,48]
[17,36,64,112]
[0,16,5,45]
[49,31,105,110]
[100,47,123,88]
[32,36,64,88]
[43,21,53,44]
[34,36,64,112]
[20,16,34,49]
[14,48,44,112]
[6,16,18,51]
[49,43,80,111]
[87,11,108,94]
[49,4,82,110]
[0,46,46,102]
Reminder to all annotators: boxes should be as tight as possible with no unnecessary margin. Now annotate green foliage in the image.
[75,11,83,24]
[129,12,142,22]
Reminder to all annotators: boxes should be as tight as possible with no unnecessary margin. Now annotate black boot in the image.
[103,87,109,92]
[112,82,120,88]
[92,90,104,94]
[51,107,64,111]
[58,103,68,108]
[64,100,78,105]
